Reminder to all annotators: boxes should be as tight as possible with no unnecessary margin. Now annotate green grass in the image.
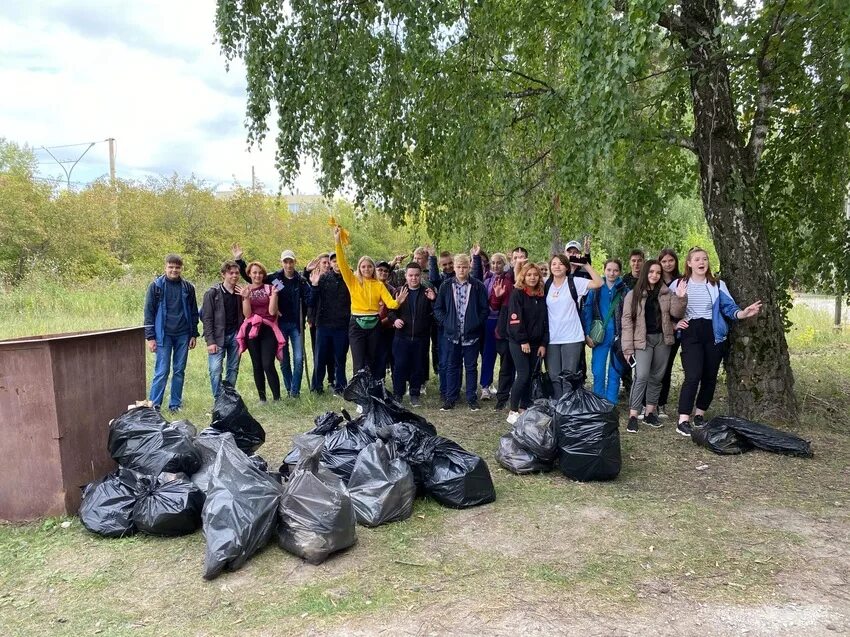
[1,281,849,635]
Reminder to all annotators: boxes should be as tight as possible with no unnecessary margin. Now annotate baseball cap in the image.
[280,250,296,261]
[565,240,582,252]
[375,261,391,270]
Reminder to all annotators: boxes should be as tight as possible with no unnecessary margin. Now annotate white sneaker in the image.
[637,407,646,421]
[420,386,427,396]
[356,405,364,415]
[489,384,498,395]
[480,387,492,401]
[657,405,669,420]
[506,411,520,425]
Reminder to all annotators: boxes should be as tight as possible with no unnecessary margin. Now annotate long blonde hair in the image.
[355,255,376,284]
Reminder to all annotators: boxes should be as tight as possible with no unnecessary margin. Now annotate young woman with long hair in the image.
[670,248,762,436]
[505,263,549,424]
[621,260,685,433]
[239,261,285,403]
[581,258,627,404]
[334,225,408,377]
[656,248,682,417]
[544,253,603,398]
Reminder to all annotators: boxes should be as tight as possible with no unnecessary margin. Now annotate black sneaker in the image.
[440,401,455,411]
[468,400,481,412]
[676,420,692,437]
[645,412,662,428]
[410,396,422,408]
[693,414,705,427]
[494,400,507,411]
[626,416,639,433]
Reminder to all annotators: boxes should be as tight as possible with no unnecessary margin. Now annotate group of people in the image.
[143,227,761,437]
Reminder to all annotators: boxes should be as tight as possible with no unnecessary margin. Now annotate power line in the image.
[35,139,110,151]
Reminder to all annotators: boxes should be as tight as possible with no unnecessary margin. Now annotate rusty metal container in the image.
[0,327,146,521]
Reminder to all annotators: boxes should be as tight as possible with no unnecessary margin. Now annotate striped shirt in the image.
[682,280,714,320]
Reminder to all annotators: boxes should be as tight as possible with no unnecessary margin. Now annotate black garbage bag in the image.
[278,411,377,483]
[277,435,357,564]
[202,435,282,580]
[702,416,812,457]
[495,435,554,474]
[348,440,415,527]
[381,423,496,508]
[248,454,269,472]
[691,420,753,455]
[530,357,554,401]
[553,372,621,481]
[108,407,201,475]
[191,430,233,493]
[170,419,197,439]
[79,467,147,538]
[343,370,437,437]
[133,476,204,536]
[211,383,266,453]
[511,401,557,462]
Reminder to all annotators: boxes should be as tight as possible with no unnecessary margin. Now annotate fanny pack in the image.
[354,315,380,330]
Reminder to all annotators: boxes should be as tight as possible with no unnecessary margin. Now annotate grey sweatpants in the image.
[629,333,671,411]
[546,341,585,399]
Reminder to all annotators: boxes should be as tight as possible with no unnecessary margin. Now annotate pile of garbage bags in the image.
[692,416,813,457]
[496,373,621,482]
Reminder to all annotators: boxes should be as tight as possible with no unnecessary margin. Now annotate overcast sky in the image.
[0,1,318,193]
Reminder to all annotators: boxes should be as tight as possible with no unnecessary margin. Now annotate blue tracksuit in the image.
[583,278,626,403]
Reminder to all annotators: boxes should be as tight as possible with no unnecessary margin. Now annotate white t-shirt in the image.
[547,276,590,344]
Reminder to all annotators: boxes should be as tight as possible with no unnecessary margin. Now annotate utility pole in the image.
[251,165,256,190]
[107,138,116,183]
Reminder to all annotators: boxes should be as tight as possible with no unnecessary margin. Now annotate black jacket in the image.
[433,277,489,342]
[310,270,351,329]
[201,283,244,348]
[237,259,312,328]
[506,289,549,346]
[388,286,433,339]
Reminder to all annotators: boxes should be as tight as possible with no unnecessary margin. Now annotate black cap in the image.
[329,252,337,260]
[375,261,391,270]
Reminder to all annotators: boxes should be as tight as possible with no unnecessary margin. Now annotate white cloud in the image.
[0,0,318,193]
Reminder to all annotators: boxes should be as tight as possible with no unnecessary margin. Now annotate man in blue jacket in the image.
[434,254,489,411]
[143,254,199,413]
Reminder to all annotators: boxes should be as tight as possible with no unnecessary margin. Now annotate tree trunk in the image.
[681,0,798,422]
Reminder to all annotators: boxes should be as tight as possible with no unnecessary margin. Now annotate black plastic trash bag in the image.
[530,357,554,401]
[170,419,197,439]
[79,468,146,538]
[381,423,496,509]
[133,476,204,536]
[691,420,753,455]
[343,370,437,437]
[248,454,269,473]
[699,416,812,457]
[108,407,201,475]
[495,435,553,474]
[191,429,232,493]
[202,435,282,580]
[211,383,266,453]
[511,401,557,462]
[553,372,621,481]
[348,440,415,527]
[277,435,357,564]
[278,412,377,483]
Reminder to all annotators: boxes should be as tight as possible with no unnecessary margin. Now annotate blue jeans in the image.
[479,316,498,388]
[590,332,621,404]
[208,331,240,398]
[437,326,448,398]
[445,339,479,405]
[279,322,304,396]
[313,327,349,391]
[149,333,190,410]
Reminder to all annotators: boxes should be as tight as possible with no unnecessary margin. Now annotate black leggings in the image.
[349,317,380,376]
[495,339,516,405]
[247,325,280,400]
[509,341,540,411]
[677,318,725,416]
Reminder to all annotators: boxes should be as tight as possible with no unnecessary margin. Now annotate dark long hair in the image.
[630,260,662,320]
[657,248,681,283]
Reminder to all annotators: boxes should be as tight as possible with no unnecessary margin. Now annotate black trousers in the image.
[658,340,680,408]
[310,324,334,387]
[375,327,395,382]
[509,341,540,411]
[392,335,426,398]
[349,317,381,376]
[495,339,516,405]
[677,318,725,416]
[246,325,280,400]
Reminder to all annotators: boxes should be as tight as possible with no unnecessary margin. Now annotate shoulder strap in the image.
[567,274,580,313]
